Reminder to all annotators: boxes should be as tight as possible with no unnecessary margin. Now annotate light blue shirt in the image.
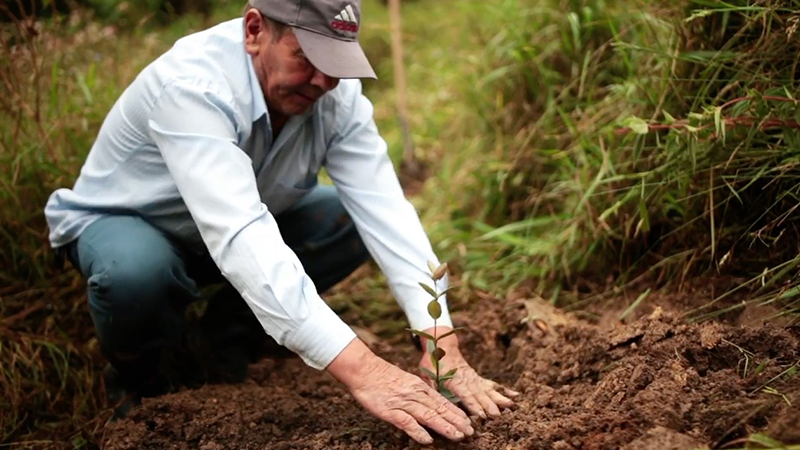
[44,18,452,370]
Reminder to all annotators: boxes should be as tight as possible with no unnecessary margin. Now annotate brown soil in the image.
[102,290,800,450]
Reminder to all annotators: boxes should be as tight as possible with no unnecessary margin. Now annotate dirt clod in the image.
[621,426,709,450]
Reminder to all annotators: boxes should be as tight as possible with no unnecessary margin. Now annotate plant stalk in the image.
[434,316,439,387]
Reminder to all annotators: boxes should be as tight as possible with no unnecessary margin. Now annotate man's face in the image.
[244,10,340,118]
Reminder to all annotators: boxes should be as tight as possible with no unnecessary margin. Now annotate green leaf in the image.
[684,8,713,23]
[747,433,785,448]
[421,367,437,380]
[406,328,436,342]
[71,435,86,449]
[440,368,458,381]
[430,353,439,372]
[439,386,457,399]
[437,328,463,340]
[713,106,726,142]
[663,110,675,124]
[637,199,650,232]
[426,339,436,354]
[419,282,438,298]
[427,300,442,319]
[622,116,649,134]
[619,288,650,321]
[436,286,457,299]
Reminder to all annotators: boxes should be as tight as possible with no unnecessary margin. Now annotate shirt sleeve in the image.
[324,80,454,333]
[147,80,356,370]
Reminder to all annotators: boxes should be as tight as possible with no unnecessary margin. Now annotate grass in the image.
[0,4,236,446]
[410,0,800,322]
[2,0,800,447]
[722,432,800,450]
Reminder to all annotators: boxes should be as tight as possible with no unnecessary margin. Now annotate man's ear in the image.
[244,9,265,55]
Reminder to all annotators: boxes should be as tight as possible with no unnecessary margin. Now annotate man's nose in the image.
[311,69,339,92]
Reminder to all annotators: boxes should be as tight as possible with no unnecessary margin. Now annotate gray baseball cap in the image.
[248,0,377,79]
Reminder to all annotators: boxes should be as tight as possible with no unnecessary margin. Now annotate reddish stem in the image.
[615,94,800,135]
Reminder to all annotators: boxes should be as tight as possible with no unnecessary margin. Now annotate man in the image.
[44,0,517,444]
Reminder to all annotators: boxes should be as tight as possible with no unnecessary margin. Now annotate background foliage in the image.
[2,0,800,447]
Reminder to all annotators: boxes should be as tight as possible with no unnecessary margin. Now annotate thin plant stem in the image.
[433,316,439,386]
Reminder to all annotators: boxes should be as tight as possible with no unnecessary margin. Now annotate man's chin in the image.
[285,100,315,116]
[270,95,318,118]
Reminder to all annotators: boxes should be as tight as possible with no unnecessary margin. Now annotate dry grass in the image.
[0,4,215,447]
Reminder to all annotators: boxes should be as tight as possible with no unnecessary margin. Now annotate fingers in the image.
[426,384,470,421]
[416,388,473,435]
[488,380,520,398]
[387,410,434,445]
[406,399,469,442]
[457,389,488,419]
[501,385,521,398]
[488,389,515,409]
[455,379,520,419]
[476,390,502,417]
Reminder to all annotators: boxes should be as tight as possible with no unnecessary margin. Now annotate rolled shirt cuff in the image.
[284,302,358,370]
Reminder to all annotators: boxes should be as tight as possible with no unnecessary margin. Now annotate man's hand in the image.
[327,339,475,445]
[418,326,519,419]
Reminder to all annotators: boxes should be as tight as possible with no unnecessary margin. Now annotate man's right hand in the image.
[326,339,475,445]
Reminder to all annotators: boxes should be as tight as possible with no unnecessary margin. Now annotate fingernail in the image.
[455,431,464,439]
[466,425,475,435]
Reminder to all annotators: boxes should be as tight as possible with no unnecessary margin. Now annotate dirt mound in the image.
[102,297,800,450]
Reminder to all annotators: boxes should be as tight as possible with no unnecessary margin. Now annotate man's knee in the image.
[75,216,198,354]
[87,249,194,353]
[86,251,184,310]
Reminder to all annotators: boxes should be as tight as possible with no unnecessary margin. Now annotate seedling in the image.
[408,261,462,403]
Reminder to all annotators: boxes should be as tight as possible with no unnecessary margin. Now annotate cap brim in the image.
[293,28,377,80]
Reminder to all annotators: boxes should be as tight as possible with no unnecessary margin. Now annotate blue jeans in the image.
[65,185,368,391]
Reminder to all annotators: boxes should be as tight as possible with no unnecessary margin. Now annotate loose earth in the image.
[103,286,800,450]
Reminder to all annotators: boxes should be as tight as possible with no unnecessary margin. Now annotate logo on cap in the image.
[332,4,358,33]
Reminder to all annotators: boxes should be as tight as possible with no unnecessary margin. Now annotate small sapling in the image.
[408,260,462,403]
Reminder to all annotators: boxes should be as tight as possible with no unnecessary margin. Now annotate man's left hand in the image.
[417,326,519,419]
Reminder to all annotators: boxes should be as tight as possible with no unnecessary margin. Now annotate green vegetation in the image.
[721,432,800,450]
[428,1,800,327]
[407,261,461,402]
[416,0,800,314]
[2,0,800,447]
